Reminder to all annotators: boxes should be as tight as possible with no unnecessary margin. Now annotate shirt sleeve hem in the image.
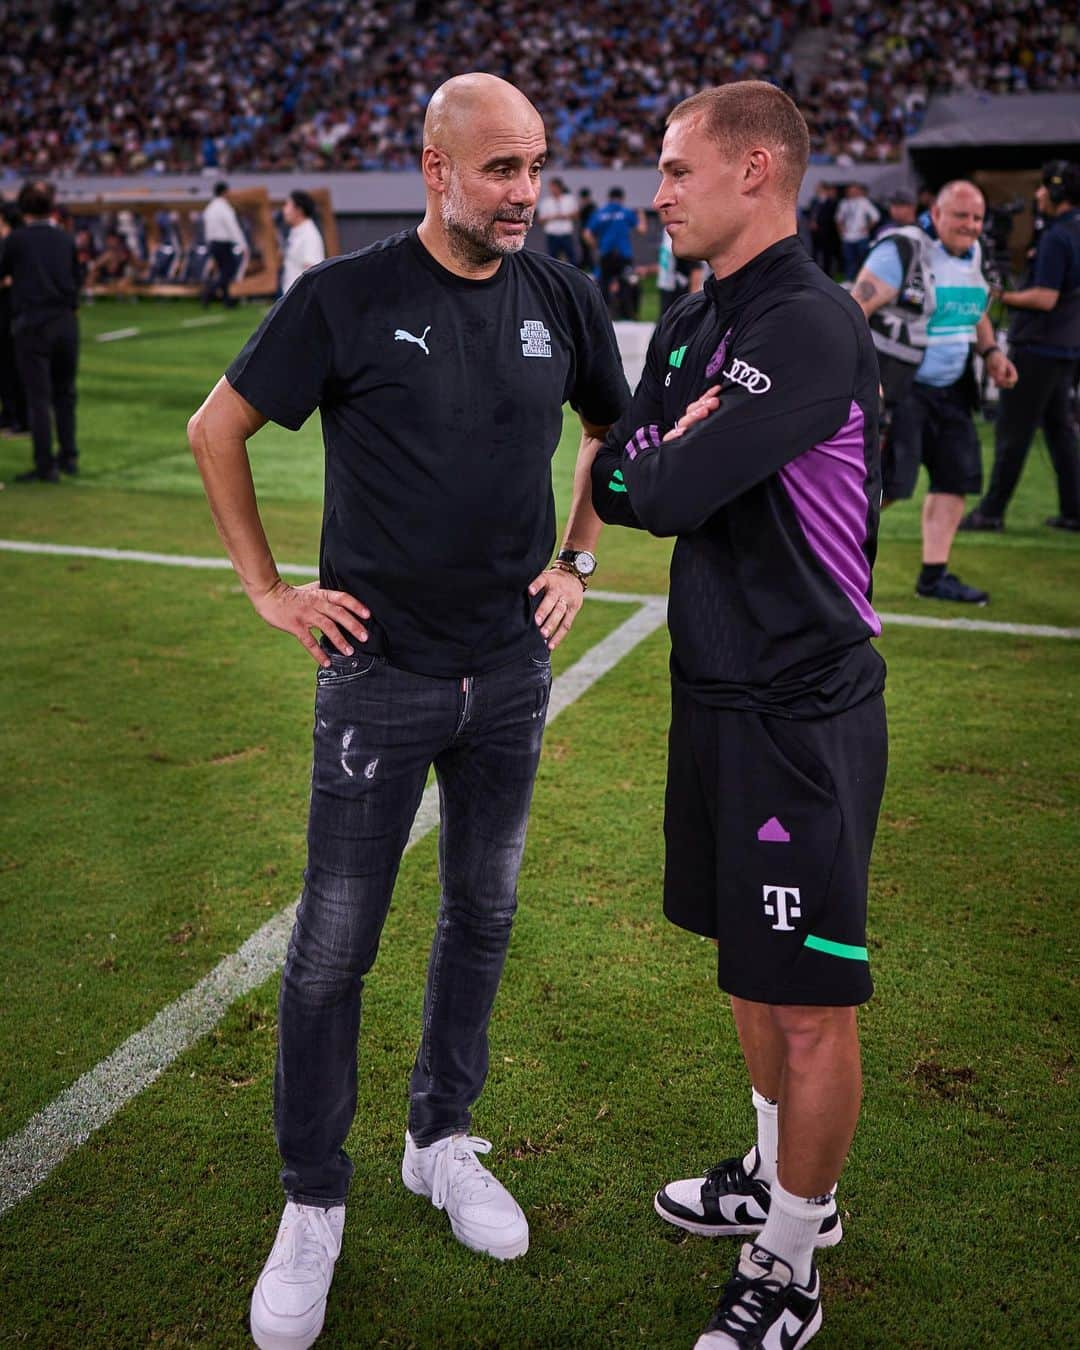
[224,370,310,432]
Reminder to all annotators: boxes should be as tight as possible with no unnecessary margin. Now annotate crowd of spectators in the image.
[0,0,1075,179]
[801,0,1078,165]
[1,0,798,177]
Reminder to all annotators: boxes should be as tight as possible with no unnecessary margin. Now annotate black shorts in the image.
[884,380,982,500]
[663,688,887,1007]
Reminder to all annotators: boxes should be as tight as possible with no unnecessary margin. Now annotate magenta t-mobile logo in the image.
[762,885,801,932]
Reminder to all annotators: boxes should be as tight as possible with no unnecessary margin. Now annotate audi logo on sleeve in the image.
[723,358,772,394]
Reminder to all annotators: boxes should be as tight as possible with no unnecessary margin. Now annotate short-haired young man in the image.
[592,81,887,1348]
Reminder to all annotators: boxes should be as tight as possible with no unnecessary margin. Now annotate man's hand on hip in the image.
[253,580,371,667]
[529,566,585,651]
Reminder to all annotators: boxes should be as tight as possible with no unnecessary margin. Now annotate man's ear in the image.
[422,146,449,193]
[743,148,771,192]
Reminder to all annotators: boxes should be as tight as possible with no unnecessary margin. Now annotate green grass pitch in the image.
[0,295,1076,1347]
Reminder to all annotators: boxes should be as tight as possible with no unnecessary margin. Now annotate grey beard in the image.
[443,216,509,268]
[441,199,530,269]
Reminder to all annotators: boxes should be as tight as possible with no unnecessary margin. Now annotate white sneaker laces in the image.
[279,1205,339,1280]
[429,1134,495,1211]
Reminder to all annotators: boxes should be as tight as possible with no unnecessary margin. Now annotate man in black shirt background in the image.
[0,182,81,482]
[0,202,29,438]
[188,72,627,1350]
[962,160,1080,533]
[592,82,886,1349]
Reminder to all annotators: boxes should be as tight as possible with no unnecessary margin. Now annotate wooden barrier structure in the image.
[70,186,339,299]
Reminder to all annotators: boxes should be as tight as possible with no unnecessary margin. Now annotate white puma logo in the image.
[394,325,431,355]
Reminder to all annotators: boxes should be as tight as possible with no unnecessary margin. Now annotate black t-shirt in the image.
[592,236,885,719]
[0,222,80,328]
[227,229,628,676]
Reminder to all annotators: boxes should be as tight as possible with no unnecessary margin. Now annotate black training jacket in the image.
[592,236,885,719]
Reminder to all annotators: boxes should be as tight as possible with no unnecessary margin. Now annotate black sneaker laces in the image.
[702,1155,749,1197]
[705,1268,785,1344]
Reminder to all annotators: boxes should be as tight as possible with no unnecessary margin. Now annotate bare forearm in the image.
[851,268,896,320]
[1000,285,1059,311]
[972,315,999,353]
[187,378,279,602]
[561,429,606,552]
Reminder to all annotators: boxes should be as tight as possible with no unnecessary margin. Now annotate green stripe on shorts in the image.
[804,934,869,962]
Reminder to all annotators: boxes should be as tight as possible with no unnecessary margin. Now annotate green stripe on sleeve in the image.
[803,934,869,962]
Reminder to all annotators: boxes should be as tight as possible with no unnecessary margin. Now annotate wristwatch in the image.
[554,548,597,587]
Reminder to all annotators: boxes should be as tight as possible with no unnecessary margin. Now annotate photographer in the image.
[853,180,1016,604]
[962,161,1080,533]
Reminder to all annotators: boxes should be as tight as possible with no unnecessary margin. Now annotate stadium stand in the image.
[0,1,1074,179]
[800,0,1079,166]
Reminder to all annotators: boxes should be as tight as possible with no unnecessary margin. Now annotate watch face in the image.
[574,550,597,576]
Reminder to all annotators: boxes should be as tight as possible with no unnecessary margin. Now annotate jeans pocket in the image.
[530,656,552,720]
[315,652,380,686]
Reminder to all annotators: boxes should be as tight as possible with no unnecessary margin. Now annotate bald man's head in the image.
[420,73,548,271]
[931,180,986,256]
[424,73,543,157]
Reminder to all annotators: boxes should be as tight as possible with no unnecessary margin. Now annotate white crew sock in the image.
[758,1178,834,1287]
[742,1087,778,1185]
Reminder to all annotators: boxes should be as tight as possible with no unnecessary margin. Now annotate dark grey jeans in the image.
[276,649,551,1206]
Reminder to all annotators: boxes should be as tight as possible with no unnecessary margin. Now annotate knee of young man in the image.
[769,1003,859,1060]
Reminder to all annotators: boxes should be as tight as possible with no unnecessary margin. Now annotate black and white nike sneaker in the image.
[694,1243,822,1349]
[654,1153,841,1247]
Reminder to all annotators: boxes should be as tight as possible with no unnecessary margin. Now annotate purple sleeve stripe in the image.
[779,400,882,636]
[625,424,662,462]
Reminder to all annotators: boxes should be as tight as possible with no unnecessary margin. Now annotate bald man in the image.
[853,180,1017,604]
[188,72,628,1349]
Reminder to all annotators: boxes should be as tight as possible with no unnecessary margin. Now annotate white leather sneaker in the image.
[250,1202,345,1349]
[401,1131,529,1260]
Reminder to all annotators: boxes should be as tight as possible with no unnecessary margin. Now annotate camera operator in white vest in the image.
[852,180,1017,605]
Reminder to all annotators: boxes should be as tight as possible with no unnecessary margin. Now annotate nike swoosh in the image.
[779,1316,807,1350]
[732,1201,763,1225]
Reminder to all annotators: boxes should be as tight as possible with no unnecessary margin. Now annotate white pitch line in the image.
[0,540,648,603]
[0,599,667,1219]
[878,611,1080,640]
[0,539,312,574]
[180,316,226,329]
[95,327,141,343]
[0,542,1076,637]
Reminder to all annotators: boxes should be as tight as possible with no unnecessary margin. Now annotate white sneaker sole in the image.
[249,1287,325,1350]
[695,1305,822,1349]
[402,1160,529,1260]
[653,1192,843,1247]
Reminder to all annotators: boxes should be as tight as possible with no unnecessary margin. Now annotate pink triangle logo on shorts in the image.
[757,816,791,843]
